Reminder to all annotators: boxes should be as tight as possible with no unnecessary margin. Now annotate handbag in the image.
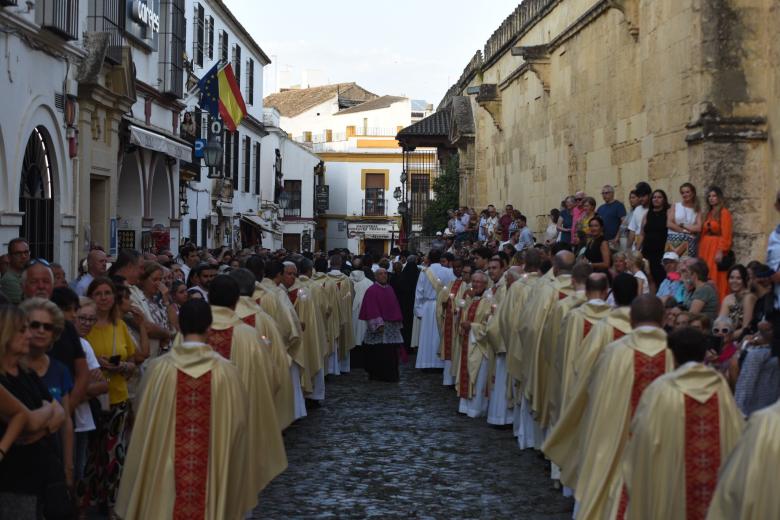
[717,250,736,271]
[714,210,735,271]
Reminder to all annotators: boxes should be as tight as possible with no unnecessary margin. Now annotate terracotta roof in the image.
[263,83,377,117]
[335,95,407,115]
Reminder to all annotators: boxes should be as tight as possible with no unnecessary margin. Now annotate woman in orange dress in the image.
[698,186,732,302]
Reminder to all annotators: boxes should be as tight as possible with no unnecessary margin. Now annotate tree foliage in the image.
[422,154,460,235]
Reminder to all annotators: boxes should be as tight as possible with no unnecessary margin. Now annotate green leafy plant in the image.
[422,154,460,235]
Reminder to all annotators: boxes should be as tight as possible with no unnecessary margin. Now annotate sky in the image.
[223,0,522,105]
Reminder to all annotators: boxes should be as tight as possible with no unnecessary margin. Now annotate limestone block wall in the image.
[454,0,778,260]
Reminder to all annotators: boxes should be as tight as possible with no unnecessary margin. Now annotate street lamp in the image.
[393,186,402,202]
[204,138,223,178]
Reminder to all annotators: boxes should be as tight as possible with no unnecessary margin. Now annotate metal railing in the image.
[282,207,302,218]
[363,198,387,217]
[37,0,79,40]
[88,0,123,63]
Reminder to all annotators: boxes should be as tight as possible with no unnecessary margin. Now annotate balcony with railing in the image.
[37,0,79,40]
[88,0,123,64]
[362,198,387,217]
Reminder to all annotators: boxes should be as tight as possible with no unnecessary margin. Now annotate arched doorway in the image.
[19,127,54,260]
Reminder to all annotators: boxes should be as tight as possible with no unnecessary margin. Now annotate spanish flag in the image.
[197,63,247,132]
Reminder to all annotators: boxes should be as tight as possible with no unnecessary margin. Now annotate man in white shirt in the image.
[74,249,108,296]
[627,182,652,250]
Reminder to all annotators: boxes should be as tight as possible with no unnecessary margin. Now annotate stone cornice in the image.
[685,103,767,143]
[548,0,613,52]
[511,45,552,92]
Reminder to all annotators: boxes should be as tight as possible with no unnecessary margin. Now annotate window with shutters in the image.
[232,131,239,181]
[243,136,251,193]
[232,44,241,88]
[159,0,185,97]
[246,58,254,105]
[364,173,386,216]
[192,3,204,67]
[219,30,228,62]
[223,131,232,180]
[206,15,214,59]
[253,142,261,195]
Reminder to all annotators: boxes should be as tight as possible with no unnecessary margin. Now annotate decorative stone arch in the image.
[116,149,146,239]
[147,153,175,224]
[12,101,71,262]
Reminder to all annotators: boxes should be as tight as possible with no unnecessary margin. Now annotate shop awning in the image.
[129,124,192,162]
[241,215,280,235]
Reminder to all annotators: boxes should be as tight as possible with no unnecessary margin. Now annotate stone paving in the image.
[253,360,574,519]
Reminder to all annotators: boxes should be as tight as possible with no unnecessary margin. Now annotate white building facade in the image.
[0,1,86,274]
[265,84,435,256]
[180,0,316,252]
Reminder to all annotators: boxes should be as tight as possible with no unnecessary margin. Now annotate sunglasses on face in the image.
[575,198,583,202]
[29,320,54,332]
[712,327,732,334]
[27,258,50,267]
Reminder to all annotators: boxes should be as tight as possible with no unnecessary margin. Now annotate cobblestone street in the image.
[254,359,574,519]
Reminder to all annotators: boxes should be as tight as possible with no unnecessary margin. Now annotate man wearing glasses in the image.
[596,185,627,247]
[0,238,30,304]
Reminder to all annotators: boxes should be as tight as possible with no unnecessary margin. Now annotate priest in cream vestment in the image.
[313,258,340,375]
[116,300,254,520]
[414,249,455,369]
[546,296,675,519]
[622,326,744,520]
[454,271,493,417]
[229,268,293,431]
[436,263,469,385]
[707,397,780,520]
[253,260,307,421]
[207,276,288,493]
[326,254,355,374]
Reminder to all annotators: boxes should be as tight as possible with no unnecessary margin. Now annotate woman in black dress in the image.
[583,216,612,273]
[640,189,671,291]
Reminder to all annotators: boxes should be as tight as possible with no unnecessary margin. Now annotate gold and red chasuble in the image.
[684,394,721,519]
[442,280,463,361]
[207,328,234,359]
[614,329,625,341]
[288,288,299,306]
[241,314,256,328]
[173,370,212,520]
[583,320,593,339]
[616,350,668,520]
[458,299,481,399]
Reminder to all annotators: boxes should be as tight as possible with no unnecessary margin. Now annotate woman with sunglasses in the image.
[82,277,138,516]
[0,304,68,518]
[710,316,740,389]
[718,264,757,341]
[19,298,75,487]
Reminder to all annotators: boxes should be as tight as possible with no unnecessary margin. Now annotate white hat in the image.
[662,251,680,262]
[436,231,443,236]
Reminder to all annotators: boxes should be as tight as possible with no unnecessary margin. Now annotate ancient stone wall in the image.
[452,0,779,260]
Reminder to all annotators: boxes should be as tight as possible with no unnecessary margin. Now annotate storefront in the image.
[347,221,400,256]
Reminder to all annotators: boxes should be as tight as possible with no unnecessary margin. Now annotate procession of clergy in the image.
[114,255,370,519]
[415,246,776,520]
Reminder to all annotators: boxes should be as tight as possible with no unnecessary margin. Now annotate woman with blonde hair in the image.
[0,304,68,517]
[82,277,138,515]
[666,182,701,257]
[627,251,651,295]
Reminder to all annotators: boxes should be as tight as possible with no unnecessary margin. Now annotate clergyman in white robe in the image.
[414,262,455,369]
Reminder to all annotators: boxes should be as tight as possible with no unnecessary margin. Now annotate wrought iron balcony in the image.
[363,198,387,217]
[37,0,79,41]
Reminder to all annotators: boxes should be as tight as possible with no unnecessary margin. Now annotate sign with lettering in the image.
[124,0,160,51]
[348,222,395,239]
[315,185,329,211]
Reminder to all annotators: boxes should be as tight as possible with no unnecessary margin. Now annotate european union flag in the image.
[198,62,221,119]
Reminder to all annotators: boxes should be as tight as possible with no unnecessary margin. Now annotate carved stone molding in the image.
[607,0,639,40]
[512,45,552,92]
[476,84,502,131]
[685,103,767,143]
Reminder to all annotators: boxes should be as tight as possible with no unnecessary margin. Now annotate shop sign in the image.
[315,185,329,211]
[348,222,394,239]
[125,0,160,50]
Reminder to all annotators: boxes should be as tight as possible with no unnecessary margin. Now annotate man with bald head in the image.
[75,248,108,296]
[512,250,577,449]
[544,295,673,518]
